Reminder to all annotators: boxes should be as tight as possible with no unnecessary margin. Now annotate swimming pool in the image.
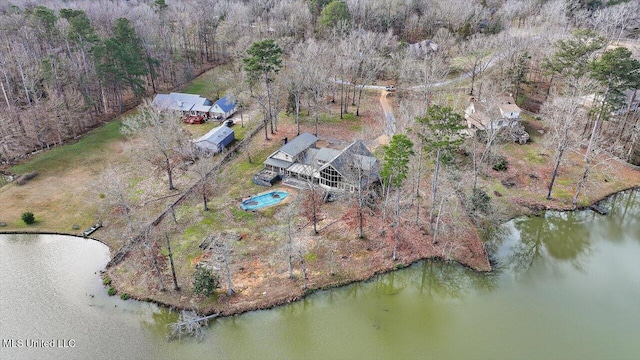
[240,190,290,211]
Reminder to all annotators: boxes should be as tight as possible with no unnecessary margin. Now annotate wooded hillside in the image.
[0,0,638,164]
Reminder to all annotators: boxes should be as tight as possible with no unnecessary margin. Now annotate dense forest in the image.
[0,0,638,164]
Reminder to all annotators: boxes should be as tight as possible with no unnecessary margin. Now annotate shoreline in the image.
[109,184,640,318]
[3,185,637,318]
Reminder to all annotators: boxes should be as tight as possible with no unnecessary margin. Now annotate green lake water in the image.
[1,190,639,360]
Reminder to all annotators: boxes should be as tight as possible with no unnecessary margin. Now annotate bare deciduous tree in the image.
[209,234,236,296]
[121,100,187,191]
[189,147,219,211]
[540,91,585,199]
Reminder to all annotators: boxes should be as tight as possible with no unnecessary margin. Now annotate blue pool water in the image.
[241,190,290,211]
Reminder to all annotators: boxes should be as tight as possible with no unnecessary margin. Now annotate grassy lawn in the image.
[223,144,280,199]
[181,72,220,98]
[184,121,218,137]
[11,120,125,175]
[0,64,260,237]
[180,64,233,100]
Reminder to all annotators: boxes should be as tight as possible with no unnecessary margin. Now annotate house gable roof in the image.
[496,95,521,115]
[151,94,172,108]
[169,92,210,106]
[279,133,318,157]
[465,102,492,130]
[194,125,234,147]
[152,94,193,112]
[192,103,213,112]
[320,140,377,180]
[499,103,521,114]
[214,96,237,113]
[264,157,293,169]
[408,39,439,57]
[153,93,213,112]
[315,148,341,163]
[465,94,521,129]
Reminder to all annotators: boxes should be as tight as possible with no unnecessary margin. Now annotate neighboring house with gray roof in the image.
[262,133,378,192]
[152,92,214,116]
[408,40,439,58]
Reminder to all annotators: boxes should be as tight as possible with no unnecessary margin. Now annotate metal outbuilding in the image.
[193,125,235,154]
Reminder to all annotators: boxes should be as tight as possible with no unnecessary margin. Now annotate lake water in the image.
[1,190,639,360]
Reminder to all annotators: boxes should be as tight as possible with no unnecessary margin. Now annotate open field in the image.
[0,120,125,233]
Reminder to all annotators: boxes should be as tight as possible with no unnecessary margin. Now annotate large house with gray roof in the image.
[152,92,213,116]
[151,93,237,119]
[262,133,378,192]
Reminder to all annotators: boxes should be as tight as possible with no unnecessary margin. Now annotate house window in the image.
[321,166,341,188]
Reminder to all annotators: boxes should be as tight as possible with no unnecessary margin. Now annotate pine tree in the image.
[417,105,466,228]
[94,18,151,112]
[585,47,640,159]
[243,39,283,138]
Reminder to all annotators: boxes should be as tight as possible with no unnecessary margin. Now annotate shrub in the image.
[120,293,130,300]
[492,156,508,171]
[303,253,317,262]
[192,266,220,296]
[21,212,35,225]
[107,286,117,296]
[440,151,454,165]
[471,188,492,213]
[102,277,112,286]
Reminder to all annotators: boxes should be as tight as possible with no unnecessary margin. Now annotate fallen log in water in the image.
[167,310,220,341]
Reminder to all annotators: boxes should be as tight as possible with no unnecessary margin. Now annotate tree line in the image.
[0,0,637,167]
[0,0,226,162]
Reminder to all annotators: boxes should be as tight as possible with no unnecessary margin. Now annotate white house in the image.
[464,95,522,131]
[210,96,238,120]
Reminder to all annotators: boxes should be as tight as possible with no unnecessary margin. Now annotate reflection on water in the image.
[499,210,594,274]
[1,190,639,360]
